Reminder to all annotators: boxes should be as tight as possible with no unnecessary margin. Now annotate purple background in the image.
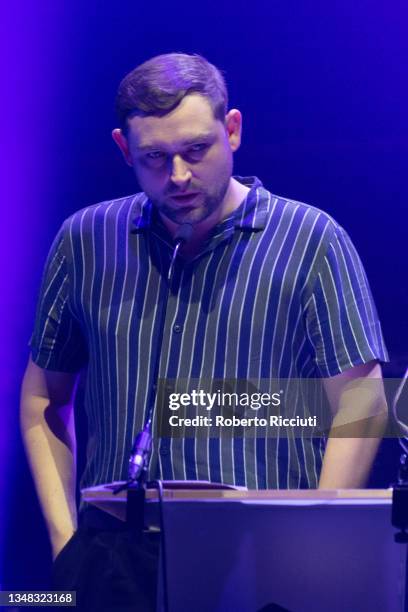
[2,1,407,588]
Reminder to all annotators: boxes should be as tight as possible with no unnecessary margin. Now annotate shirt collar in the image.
[131,194,152,231]
[131,176,270,234]
[228,176,269,231]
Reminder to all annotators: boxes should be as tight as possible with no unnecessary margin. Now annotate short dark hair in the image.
[115,53,228,132]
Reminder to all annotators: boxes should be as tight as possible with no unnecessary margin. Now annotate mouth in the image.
[169,193,200,205]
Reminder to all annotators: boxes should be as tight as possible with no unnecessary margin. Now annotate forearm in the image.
[20,390,77,556]
[319,432,381,488]
[319,362,388,489]
[318,411,388,488]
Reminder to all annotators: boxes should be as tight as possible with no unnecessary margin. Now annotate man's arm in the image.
[20,357,79,559]
[318,361,388,489]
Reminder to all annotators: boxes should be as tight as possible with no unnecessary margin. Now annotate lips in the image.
[171,192,198,199]
[169,193,200,205]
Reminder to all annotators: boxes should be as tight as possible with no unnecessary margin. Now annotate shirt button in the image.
[173,324,182,333]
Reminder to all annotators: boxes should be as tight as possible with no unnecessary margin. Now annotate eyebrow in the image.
[136,132,214,152]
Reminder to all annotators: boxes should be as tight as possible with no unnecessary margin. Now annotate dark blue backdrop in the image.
[2,0,407,589]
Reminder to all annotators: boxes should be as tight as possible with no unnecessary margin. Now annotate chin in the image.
[171,209,208,225]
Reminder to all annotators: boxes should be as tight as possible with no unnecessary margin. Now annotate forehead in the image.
[127,94,224,149]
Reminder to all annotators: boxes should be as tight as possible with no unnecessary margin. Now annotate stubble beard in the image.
[152,177,231,227]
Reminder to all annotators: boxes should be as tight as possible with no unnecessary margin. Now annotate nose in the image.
[170,154,192,188]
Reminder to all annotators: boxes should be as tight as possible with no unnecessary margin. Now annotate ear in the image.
[224,109,243,152]
[112,128,133,166]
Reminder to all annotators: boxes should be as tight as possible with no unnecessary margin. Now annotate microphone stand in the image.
[113,222,194,518]
[112,223,193,612]
[391,375,408,544]
[392,453,408,544]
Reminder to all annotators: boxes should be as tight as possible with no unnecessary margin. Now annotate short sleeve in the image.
[30,227,88,372]
[304,223,388,376]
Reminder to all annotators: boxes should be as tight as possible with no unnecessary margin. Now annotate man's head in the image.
[112,53,245,231]
[115,53,228,132]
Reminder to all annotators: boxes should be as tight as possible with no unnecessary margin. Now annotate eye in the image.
[146,150,165,160]
[142,150,167,168]
[184,143,209,162]
[189,143,208,153]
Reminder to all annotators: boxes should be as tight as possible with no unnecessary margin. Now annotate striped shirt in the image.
[30,176,388,489]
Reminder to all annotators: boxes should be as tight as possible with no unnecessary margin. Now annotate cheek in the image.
[210,144,233,168]
[134,166,165,195]
[207,151,233,181]
[199,149,230,176]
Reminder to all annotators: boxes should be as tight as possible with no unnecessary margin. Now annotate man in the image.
[20,53,388,610]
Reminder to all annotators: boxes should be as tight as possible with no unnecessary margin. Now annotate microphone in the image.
[128,419,152,482]
[174,222,194,246]
[167,222,194,282]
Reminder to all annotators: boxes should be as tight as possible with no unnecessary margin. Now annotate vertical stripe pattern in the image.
[30,177,388,490]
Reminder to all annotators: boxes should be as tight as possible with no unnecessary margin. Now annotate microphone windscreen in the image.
[174,223,194,244]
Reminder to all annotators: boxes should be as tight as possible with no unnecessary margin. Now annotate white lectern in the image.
[82,486,406,612]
